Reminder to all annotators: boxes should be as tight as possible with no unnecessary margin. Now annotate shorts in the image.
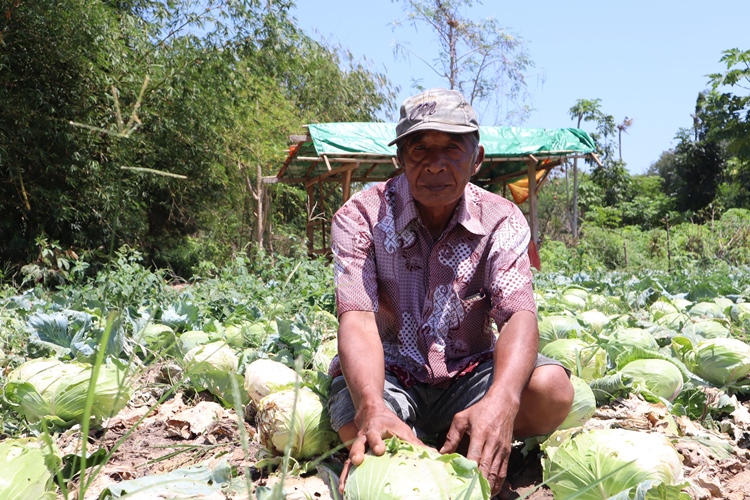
[327,353,568,437]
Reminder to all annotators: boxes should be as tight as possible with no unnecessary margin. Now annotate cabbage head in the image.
[681,338,750,387]
[605,328,658,363]
[312,339,338,373]
[649,300,678,318]
[183,342,245,407]
[538,315,583,349]
[541,428,685,500]
[0,438,62,500]
[256,387,339,459]
[541,339,607,381]
[655,312,691,331]
[576,310,610,333]
[557,376,596,430]
[681,320,729,339]
[3,358,131,428]
[730,302,750,325]
[688,302,725,319]
[343,437,490,499]
[619,359,684,402]
[183,341,238,375]
[244,358,299,405]
[133,323,175,352]
[176,330,211,357]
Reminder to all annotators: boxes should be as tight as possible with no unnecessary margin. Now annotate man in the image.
[327,88,573,497]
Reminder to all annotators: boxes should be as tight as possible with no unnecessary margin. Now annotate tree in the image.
[0,0,395,276]
[567,99,603,238]
[704,48,750,209]
[392,0,535,123]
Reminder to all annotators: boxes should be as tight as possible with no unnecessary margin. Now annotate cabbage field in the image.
[1,250,749,499]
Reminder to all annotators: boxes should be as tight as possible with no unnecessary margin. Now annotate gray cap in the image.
[388,88,479,146]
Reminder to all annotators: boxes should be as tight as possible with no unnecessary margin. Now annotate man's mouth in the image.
[422,184,449,192]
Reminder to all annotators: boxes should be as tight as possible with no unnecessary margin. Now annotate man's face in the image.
[399,130,484,216]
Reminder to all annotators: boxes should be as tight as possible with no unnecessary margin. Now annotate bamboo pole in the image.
[526,156,538,246]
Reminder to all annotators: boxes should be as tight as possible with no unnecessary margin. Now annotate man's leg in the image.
[513,364,573,438]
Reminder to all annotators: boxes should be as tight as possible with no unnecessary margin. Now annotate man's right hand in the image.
[338,404,426,494]
[350,404,425,465]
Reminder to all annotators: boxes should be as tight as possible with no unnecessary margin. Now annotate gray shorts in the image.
[327,354,568,437]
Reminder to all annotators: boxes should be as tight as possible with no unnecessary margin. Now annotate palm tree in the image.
[617,117,634,162]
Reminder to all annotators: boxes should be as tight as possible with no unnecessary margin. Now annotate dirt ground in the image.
[55,364,750,499]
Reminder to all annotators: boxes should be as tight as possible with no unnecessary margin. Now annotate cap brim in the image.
[388,122,480,146]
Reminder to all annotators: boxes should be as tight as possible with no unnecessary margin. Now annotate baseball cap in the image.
[388,88,480,146]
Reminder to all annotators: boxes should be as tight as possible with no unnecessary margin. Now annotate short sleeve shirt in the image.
[329,174,536,388]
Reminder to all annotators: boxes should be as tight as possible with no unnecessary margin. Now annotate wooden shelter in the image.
[264,122,597,257]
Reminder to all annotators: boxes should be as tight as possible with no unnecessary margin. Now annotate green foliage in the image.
[0,0,395,277]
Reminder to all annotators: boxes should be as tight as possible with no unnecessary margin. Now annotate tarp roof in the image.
[274,122,596,187]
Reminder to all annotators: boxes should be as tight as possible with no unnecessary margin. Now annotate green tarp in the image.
[278,122,596,185]
[307,122,595,158]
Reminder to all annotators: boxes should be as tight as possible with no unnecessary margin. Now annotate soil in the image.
[55,365,750,499]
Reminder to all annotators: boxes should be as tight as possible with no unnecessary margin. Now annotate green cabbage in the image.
[343,437,490,499]
[3,358,131,427]
[538,315,583,349]
[243,358,299,405]
[619,359,684,402]
[682,338,750,387]
[256,387,339,459]
[576,310,610,333]
[605,327,658,363]
[688,302,725,319]
[219,325,245,348]
[681,320,729,339]
[133,323,175,352]
[176,330,211,357]
[649,300,678,318]
[730,302,750,324]
[557,375,596,430]
[671,298,693,312]
[561,293,587,310]
[654,312,691,330]
[541,339,607,381]
[542,428,686,500]
[0,438,62,500]
[312,339,338,373]
[183,341,238,374]
[183,342,244,407]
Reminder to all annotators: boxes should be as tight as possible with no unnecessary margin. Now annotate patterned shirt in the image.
[329,174,536,388]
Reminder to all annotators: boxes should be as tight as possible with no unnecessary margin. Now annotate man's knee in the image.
[515,365,574,437]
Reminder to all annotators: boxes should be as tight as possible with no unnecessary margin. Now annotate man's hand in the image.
[350,404,425,466]
[338,404,426,494]
[439,393,518,496]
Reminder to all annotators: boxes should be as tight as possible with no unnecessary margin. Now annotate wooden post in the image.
[526,156,538,246]
[306,185,315,257]
[342,164,355,203]
[319,179,326,252]
[256,164,263,249]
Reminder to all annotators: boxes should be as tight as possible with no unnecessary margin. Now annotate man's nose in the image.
[423,152,448,172]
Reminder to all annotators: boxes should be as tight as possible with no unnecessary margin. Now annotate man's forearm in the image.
[486,310,539,406]
[337,310,388,414]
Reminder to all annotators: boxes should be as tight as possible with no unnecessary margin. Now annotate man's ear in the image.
[472,145,485,175]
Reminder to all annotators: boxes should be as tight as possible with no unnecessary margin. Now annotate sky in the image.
[291,0,750,174]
